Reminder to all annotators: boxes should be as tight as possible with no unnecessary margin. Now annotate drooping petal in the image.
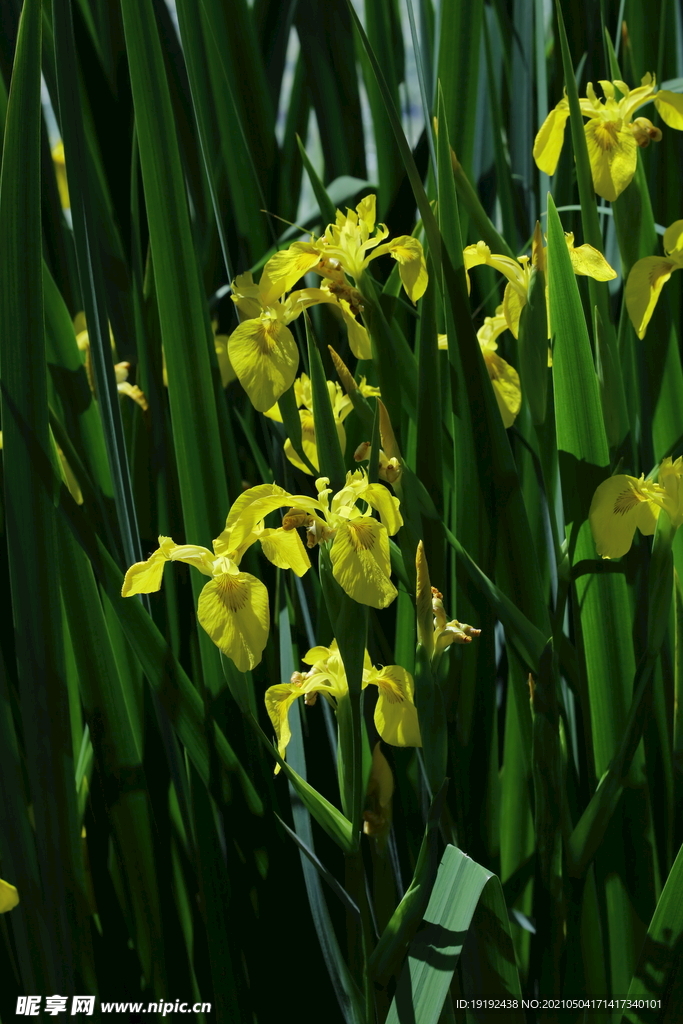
[533,101,570,175]
[264,682,303,764]
[588,475,660,558]
[259,527,311,576]
[197,572,270,671]
[584,118,637,201]
[258,242,323,306]
[228,317,299,412]
[121,536,175,595]
[653,90,683,130]
[331,518,397,609]
[362,483,403,535]
[484,351,522,428]
[502,281,525,338]
[369,666,422,747]
[0,878,19,913]
[379,236,428,303]
[624,256,677,339]
[567,240,618,280]
[663,220,683,256]
[337,300,372,360]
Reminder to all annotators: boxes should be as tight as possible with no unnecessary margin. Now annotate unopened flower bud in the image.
[354,441,371,462]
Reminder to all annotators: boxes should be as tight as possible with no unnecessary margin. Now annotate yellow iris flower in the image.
[534,74,683,201]
[263,373,380,475]
[463,235,616,338]
[625,219,683,338]
[122,484,312,671]
[257,194,428,306]
[265,640,421,770]
[589,457,683,558]
[0,878,19,913]
[438,305,521,428]
[228,268,370,413]
[226,469,402,609]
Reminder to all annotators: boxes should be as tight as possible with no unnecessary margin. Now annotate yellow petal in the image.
[227,491,324,551]
[262,402,284,422]
[357,194,377,234]
[584,118,637,201]
[121,537,175,596]
[370,666,422,747]
[197,572,270,672]
[117,381,149,411]
[386,237,428,302]
[568,242,617,281]
[533,101,570,175]
[223,483,290,534]
[264,682,302,764]
[167,544,218,575]
[259,526,311,576]
[484,351,521,428]
[228,317,299,412]
[330,518,397,609]
[663,219,683,255]
[0,878,19,913]
[502,281,525,338]
[588,475,659,558]
[258,243,323,306]
[362,483,403,535]
[653,90,683,130]
[339,300,372,360]
[624,256,677,339]
[302,644,334,665]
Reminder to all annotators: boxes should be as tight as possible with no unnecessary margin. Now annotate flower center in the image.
[593,121,621,151]
[348,521,376,551]
[216,574,249,612]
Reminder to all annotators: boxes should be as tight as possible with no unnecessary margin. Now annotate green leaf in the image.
[278,604,365,1024]
[0,0,94,990]
[385,845,523,1023]
[622,840,683,1018]
[369,781,447,987]
[306,311,347,490]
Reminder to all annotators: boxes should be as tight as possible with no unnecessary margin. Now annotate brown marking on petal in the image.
[215,574,249,612]
[347,521,376,551]
[375,678,404,704]
[593,120,621,150]
[613,485,645,516]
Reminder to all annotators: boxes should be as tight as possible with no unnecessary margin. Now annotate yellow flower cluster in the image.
[122,472,402,670]
[265,640,421,770]
[227,195,427,411]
